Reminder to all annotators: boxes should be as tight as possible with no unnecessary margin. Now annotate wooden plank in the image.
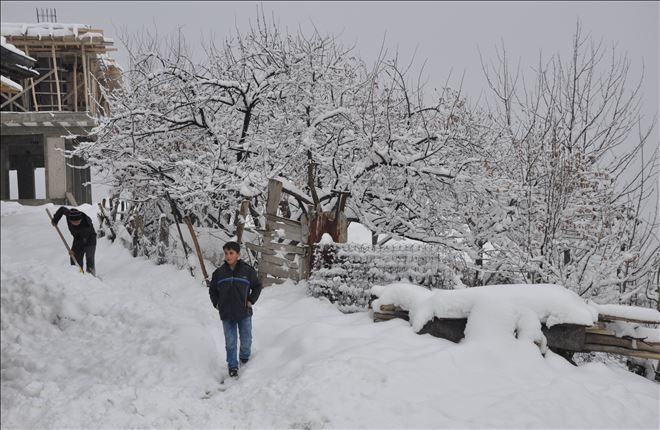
[66,192,78,206]
[26,45,39,111]
[585,333,660,354]
[261,253,299,270]
[51,45,62,110]
[0,69,55,109]
[584,344,660,360]
[266,179,283,216]
[82,46,89,111]
[299,213,311,280]
[73,55,77,111]
[598,313,660,325]
[584,327,614,336]
[373,312,409,322]
[301,212,309,245]
[585,326,659,343]
[380,304,405,312]
[261,224,302,242]
[259,260,299,281]
[268,221,302,241]
[264,213,302,228]
[245,241,307,256]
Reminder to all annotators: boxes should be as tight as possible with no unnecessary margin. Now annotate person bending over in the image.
[52,207,97,275]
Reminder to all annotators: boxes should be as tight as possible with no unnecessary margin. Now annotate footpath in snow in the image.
[1,202,658,428]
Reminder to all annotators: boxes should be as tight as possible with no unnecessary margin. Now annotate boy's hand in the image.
[247,301,253,308]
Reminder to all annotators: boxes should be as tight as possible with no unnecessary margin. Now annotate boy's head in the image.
[223,241,241,266]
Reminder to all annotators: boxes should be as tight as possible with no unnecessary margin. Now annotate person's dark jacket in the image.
[53,207,97,246]
[209,260,262,321]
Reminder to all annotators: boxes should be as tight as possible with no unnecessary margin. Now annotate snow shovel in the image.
[46,208,84,274]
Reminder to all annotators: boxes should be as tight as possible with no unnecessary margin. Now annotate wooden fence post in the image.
[265,179,283,224]
[157,213,169,265]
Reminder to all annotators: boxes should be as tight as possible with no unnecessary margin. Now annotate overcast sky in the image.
[2,1,657,111]
[2,1,659,214]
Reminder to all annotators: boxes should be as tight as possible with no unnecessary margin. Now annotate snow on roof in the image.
[0,22,101,41]
[0,35,36,62]
[371,282,600,338]
[0,74,23,93]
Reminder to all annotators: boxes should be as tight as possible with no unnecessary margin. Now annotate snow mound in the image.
[372,283,599,342]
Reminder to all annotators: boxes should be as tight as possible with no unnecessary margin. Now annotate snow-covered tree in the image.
[475,23,659,304]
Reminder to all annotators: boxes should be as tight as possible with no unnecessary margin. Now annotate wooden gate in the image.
[245,179,311,287]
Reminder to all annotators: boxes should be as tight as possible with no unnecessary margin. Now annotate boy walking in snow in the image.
[51,207,97,275]
[209,241,262,378]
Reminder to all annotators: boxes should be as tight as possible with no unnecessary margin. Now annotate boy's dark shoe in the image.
[240,358,249,365]
[228,368,239,378]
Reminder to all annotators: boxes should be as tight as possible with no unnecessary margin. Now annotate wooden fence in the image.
[245,179,311,287]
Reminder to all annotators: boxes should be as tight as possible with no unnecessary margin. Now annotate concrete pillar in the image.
[45,136,66,200]
[16,157,35,199]
[0,144,8,200]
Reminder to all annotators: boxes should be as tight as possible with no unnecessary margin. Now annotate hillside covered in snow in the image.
[1,201,658,428]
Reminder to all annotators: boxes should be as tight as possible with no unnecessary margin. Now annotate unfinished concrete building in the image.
[1,18,120,205]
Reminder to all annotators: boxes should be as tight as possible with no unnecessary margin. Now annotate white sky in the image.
[2,1,657,110]
[2,1,658,217]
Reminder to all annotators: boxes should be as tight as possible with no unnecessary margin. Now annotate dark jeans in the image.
[71,239,96,273]
[222,316,252,370]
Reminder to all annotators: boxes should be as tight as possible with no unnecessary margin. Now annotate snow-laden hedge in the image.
[308,241,466,312]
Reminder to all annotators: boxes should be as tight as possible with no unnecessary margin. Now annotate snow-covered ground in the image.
[1,201,658,428]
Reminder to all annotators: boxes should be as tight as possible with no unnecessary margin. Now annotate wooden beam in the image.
[584,344,660,360]
[260,253,299,270]
[380,304,405,312]
[585,333,660,354]
[0,93,27,112]
[266,179,283,217]
[259,260,299,281]
[264,213,302,228]
[24,45,39,111]
[51,45,62,110]
[73,55,78,111]
[245,241,308,256]
[260,224,302,242]
[598,313,660,325]
[373,311,410,322]
[0,69,55,109]
[82,46,89,112]
[92,61,98,114]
